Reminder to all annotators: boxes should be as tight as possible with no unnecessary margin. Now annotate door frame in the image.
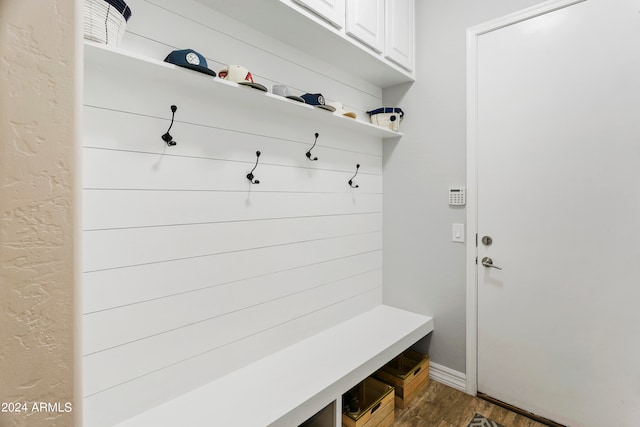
[464,0,587,396]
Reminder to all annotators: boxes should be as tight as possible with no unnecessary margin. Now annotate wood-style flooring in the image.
[392,379,549,427]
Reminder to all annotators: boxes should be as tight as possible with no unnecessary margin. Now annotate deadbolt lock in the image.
[481,235,493,246]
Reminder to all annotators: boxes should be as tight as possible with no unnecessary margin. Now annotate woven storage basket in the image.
[366,107,404,132]
[84,0,132,46]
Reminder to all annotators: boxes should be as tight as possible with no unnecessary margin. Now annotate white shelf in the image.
[192,0,415,88]
[84,41,402,140]
[115,305,433,427]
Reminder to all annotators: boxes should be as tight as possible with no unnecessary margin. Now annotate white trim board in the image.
[430,362,466,392]
[465,0,587,396]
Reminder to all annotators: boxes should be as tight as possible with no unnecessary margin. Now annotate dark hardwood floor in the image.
[392,379,549,427]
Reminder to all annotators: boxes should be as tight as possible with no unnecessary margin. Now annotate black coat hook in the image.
[247,151,261,184]
[306,132,319,161]
[161,105,178,146]
[348,164,360,188]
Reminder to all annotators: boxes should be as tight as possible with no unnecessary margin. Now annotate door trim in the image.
[464,0,587,396]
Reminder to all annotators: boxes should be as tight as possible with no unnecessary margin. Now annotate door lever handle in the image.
[481,257,502,270]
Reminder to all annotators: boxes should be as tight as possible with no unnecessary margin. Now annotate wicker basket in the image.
[366,107,404,132]
[84,0,132,46]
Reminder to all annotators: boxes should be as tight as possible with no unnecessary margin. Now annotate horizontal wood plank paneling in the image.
[83,189,382,230]
[83,106,382,172]
[83,0,387,423]
[83,148,381,193]
[83,251,382,355]
[83,232,382,313]
[83,213,381,272]
[84,269,381,396]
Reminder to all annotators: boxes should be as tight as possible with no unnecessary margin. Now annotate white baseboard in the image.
[430,362,467,392]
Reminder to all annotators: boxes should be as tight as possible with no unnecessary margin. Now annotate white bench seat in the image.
[115,305,434,427]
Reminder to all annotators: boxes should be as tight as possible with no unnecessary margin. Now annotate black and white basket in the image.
[84,0,132,46]
[366,107,404,131]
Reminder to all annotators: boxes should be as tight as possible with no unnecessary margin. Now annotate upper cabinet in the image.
[384,0,415,72]
[194,0,415,87]
[294,0,346,29]
[295,0,414,72]
[346,0,385,53]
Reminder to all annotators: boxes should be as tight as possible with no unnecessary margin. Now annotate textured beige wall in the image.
[0,0,77,426]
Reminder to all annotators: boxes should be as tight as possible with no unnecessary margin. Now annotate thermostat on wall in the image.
[449,187,466,205]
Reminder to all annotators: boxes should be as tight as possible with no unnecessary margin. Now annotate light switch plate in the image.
[452,223,465,243]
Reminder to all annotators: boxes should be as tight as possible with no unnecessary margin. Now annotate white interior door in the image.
[473,1,640,426]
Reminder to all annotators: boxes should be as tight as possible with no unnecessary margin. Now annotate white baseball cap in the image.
[326,101,356,119]
[218,65,267,92]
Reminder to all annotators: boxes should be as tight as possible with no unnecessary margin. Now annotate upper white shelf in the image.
[192,0,415,88]
[84,41,402,140]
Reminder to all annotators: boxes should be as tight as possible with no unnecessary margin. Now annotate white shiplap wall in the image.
[82,0,385,425]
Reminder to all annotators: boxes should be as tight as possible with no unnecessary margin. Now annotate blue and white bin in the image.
[366,107,404,132]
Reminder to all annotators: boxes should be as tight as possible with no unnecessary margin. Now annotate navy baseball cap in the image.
[301,93,336,112]
[164,49,216,77]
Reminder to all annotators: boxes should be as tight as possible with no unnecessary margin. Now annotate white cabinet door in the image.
[293,0,345,29]
[346,0,384,53]
[384,0,414,71]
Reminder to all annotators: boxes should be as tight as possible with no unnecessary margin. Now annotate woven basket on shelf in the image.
[84,0,132,47]
[366,107,404,132]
